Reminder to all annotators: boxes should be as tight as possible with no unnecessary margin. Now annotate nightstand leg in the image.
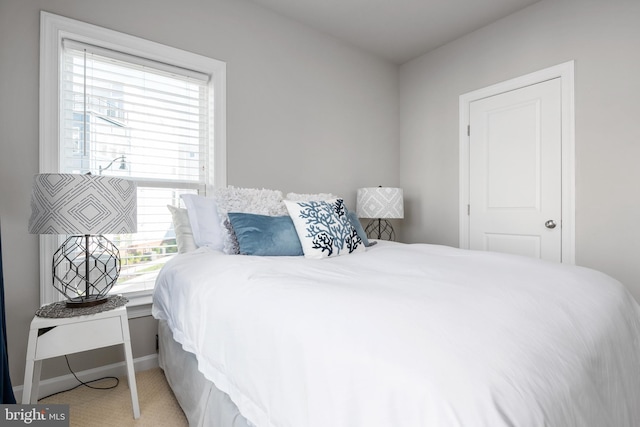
[123,340,140,419]
[31,360,43,403]
[120,311,140,419]
[22,359,34,404]
[22,359,42,404]
[22,328,39,404]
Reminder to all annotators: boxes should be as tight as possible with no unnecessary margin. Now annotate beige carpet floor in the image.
[39,367,188,426]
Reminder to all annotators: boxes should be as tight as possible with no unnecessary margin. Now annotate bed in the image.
[152,238,640,427]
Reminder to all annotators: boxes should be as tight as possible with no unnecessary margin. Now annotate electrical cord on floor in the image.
[37,355,120,401]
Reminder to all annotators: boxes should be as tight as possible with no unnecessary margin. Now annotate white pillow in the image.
[166,205,198,253]
[285,192,337,201]
[180,194,224,251]
[213,186,288,254]
[284,198,366,259]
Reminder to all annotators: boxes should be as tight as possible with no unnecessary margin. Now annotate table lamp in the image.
[29,174,137,307]
[356,187,404,241]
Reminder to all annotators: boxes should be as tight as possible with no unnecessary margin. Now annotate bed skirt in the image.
[158,320,253,427]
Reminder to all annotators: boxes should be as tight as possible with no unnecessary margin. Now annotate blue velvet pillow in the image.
[347,210,372,247]
[228,212,303,256]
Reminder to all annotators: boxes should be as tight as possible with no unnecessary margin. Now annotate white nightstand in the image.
[22,304,140,419]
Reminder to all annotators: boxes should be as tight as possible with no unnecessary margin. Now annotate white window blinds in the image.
[60,39,212,294]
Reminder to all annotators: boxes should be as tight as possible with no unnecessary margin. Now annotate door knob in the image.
[545,220,557,229]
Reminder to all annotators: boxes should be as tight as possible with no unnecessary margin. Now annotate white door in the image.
[468,78,562,261]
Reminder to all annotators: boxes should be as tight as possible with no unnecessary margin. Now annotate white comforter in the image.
[152,242,640,427]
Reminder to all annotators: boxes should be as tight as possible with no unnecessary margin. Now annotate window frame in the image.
[39,11,226,316]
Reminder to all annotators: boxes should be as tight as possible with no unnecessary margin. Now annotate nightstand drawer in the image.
[34,316,123,359]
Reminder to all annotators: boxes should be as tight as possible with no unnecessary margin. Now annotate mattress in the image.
[152,241,640,427]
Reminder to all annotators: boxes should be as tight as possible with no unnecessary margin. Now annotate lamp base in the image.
[53,235,121,307]
[65,295,109,308]
[364,219,396,241]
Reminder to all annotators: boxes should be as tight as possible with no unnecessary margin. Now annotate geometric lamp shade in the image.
[28,173,137,307]
[356,187,404,219]
[356,187,404,242]
[29,174,137,235]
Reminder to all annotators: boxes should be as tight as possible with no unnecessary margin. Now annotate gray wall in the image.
[0,0,399,385]
[399,0,640,299]
[3,0,639,393]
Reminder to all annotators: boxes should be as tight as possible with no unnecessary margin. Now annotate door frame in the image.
[458,61,575,264]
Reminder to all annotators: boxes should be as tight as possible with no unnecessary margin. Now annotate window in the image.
[40,12,226,312]
[60,42,207,295]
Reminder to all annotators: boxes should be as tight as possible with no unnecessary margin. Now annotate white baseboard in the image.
[13,353,159,403]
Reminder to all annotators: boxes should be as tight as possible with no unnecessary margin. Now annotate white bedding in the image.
[152,241,640,427]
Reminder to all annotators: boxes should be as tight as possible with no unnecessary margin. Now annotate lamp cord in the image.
[37,355,120,401]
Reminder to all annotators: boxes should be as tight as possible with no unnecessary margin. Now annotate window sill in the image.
[123,291,153,319]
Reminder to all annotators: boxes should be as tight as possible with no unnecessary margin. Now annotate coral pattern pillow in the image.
[284,198,365,259]
[347,210,372,247]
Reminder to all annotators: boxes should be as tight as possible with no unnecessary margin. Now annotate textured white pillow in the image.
[180,194,224,251]
[213,186,288,253]
[166,205,198,253]
[285,192,337,202]
[284,198,365,259]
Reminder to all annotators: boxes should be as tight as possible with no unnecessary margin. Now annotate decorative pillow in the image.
[284,198,365,259]
[166,205,198,253]
[180,194,224,251]
[285,192,337,202]
[223,219,240,255]
[347,210,372,247]
[213,186,288,254]
[228,213,303,256]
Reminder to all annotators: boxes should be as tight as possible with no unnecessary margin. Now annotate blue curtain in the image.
[0,222,16,403]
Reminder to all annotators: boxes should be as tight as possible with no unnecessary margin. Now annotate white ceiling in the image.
[248,0,541,64]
